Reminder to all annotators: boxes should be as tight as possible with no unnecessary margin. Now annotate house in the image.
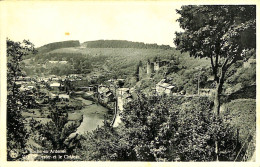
[117,88,132,110]
[50,82,63,91]
[50,82,60,87]
[17,76,31,82]
[156,79,175,96]
[52,77,59,81]
[98,85,114,103]
[59,61,68,64]
[49,92,58,99]
[205,75,216,89]
[58,94,70,101]
[98,85,110,94]
[49,61,59,64]
[16,81,29,86]
[103,92,114,103]
[19,85,30,92]
[27,85,35,90]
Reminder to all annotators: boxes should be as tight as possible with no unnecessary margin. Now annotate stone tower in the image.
[147,61,154,77]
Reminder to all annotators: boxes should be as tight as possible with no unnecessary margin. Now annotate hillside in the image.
[37,40,80,53]
[222,99,256,160]
[25,40,255,95]
[24,40,255,96]
[82,40,171,49]
[29,46,211,83]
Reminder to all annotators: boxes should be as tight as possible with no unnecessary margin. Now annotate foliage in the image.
[174,5,256,114]
[225,62,256,89]
[174,98,237,161]
[222,99,256,161]
[75,117,127,161]
[175,5,256,59]
[30,103,81,160]
[77,95,239,161]
[222,99,255,145]
[7,39,36,160]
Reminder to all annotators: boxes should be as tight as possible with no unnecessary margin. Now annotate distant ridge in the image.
[37,40,80,53]
[82,40,172,49]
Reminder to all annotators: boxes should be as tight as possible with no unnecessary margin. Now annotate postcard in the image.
[0,1,259,167]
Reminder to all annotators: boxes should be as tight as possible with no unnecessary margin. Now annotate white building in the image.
[156,79,175,96]
[58,94,70,101]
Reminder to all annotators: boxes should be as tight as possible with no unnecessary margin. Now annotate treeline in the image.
[37,40,80,53]
[83,40,171,49]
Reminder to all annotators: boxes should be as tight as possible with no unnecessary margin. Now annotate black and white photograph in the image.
[0,1,257,164]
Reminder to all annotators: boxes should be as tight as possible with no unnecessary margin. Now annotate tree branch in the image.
[222,56,230,69]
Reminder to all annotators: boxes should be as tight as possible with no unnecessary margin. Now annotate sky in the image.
[2,1,183,47]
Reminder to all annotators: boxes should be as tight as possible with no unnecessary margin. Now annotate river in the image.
[75,97,109,134]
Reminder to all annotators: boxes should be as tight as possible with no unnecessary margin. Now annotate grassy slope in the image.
[222,99,256,160]
[223,99,255,141]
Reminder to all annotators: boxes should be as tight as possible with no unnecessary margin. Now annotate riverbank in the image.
[74,97,109,134]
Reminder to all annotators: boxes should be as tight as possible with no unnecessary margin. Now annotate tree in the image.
[173,98,238,161]
[174,5,256,161]
[174,5,256,115]
[30,103,82,161]
[63,78,74,94]
[7,39,36,160]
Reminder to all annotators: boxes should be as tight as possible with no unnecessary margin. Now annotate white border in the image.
[0,1,259,167]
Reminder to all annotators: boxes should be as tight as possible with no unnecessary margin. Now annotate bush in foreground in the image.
[76,95,240,161]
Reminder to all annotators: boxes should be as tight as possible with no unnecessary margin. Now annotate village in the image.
[16,56,226,131]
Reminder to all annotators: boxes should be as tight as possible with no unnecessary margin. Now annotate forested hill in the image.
[82,40,172,49]
[37,40,80,53]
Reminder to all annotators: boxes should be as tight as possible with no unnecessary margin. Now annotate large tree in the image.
[174,5,256,115]
[7,39,36,160]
